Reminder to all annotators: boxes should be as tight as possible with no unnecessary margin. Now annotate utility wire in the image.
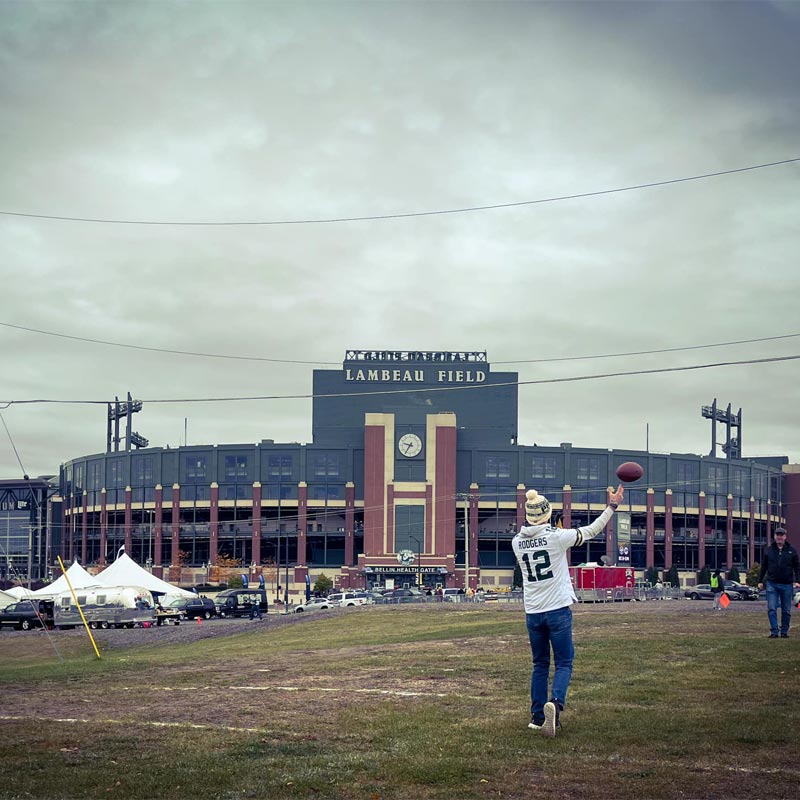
[0,158,796,226]
[494,333,800,365]
[2,353,798,406]
[0,322,337,365]
[2,320,797,368]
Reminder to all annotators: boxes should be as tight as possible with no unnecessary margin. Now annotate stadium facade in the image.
[49,350,797,593]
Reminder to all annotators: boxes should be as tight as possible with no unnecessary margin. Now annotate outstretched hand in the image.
[609,484,624,506]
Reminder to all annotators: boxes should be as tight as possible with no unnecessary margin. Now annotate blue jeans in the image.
[765,581,793,636]
[526,606,574,722]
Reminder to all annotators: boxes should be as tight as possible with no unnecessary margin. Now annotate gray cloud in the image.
[1,0,798,476]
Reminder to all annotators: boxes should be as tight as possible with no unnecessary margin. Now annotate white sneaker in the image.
[541,701,560,737]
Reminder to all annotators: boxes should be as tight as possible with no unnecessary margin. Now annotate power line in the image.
[2,352,798,406]
[2,320,797,367]
[0,322,338,365]
[494,333,800,364]
[1,158,797,226]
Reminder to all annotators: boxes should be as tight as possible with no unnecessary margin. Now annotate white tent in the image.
[96,552,195,598]
[0,588,18,608]
[31,561,104,598]
[6,585,36,599]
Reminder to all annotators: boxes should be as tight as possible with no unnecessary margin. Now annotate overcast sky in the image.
[1,0,798,479]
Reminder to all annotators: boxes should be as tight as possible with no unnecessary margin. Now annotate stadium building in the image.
[51,350,796,594]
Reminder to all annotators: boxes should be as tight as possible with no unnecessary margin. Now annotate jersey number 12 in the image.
[521,550,554,582]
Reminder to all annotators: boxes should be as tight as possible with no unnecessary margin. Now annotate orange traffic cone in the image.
[196,616,202,625]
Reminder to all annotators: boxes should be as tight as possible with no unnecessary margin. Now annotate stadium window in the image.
[186,456,207,481]
[88,461,103,490]
[676,461,699,491]
[109,460,125,488]
[134,457,153,485]
[268,456,293,477]
[576,457,599,482]
[313,455,340,478]
[486,456,510,479]
[224,455,248,480]
[531,457,556,480]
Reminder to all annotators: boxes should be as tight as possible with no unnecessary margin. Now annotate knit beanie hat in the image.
[525,489,552,525]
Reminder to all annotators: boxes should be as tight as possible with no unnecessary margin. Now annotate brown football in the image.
[616,461,643,483]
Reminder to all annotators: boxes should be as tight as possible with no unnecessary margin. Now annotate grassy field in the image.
[0,603,797,800]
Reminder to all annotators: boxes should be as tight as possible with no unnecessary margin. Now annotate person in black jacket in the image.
[757,527,800,638]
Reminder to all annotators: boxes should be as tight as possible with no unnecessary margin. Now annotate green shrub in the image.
[698,566,711,585]
[727,566,740,582]
[314,573,333,595]
[746,563,761,586]
[644,566,660,586]
[664,565,679,588]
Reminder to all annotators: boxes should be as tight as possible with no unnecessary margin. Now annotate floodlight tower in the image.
[106,392,148,451]
[701,399,742,459]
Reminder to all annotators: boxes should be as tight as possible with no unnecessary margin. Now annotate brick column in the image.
[81,491,88,565]
[748,496,756,568]
[562,485,572,529]
[124,486,132,554]
[726,494,734,570]
[516,484,526,530]
[252,482,262,566]
[386,485,395,552]
[209,482,219,565]
[69,497,76,562]
[698,492,706,570]
[646,488,655,568]
[170,484,181,574]
[664,489,673,570]
[154,485,163,570]
[344,482,355,566]
[605,486,615,559]
[99,489,107,567]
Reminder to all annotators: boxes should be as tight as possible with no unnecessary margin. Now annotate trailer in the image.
[54,586,157,629]
[570,565,635,602]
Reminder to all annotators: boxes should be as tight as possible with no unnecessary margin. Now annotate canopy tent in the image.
[96,552,195,599]
[6,585,37,599]
[0,588,18,608]
[31,561,103,598]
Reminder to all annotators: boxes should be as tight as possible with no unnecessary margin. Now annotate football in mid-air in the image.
[616,461,644,483]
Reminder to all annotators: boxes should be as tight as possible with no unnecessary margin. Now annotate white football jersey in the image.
[512,507,615,614]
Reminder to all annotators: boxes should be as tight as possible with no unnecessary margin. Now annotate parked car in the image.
[442,588,464,601]
[685,584,715,600]
[214,589,268,618]
[723,581,760,601]
[328,591,372,607]
[381,588,425,603]
[293,598,333,613]
[166,596,217,620]
[0,599,54,630]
